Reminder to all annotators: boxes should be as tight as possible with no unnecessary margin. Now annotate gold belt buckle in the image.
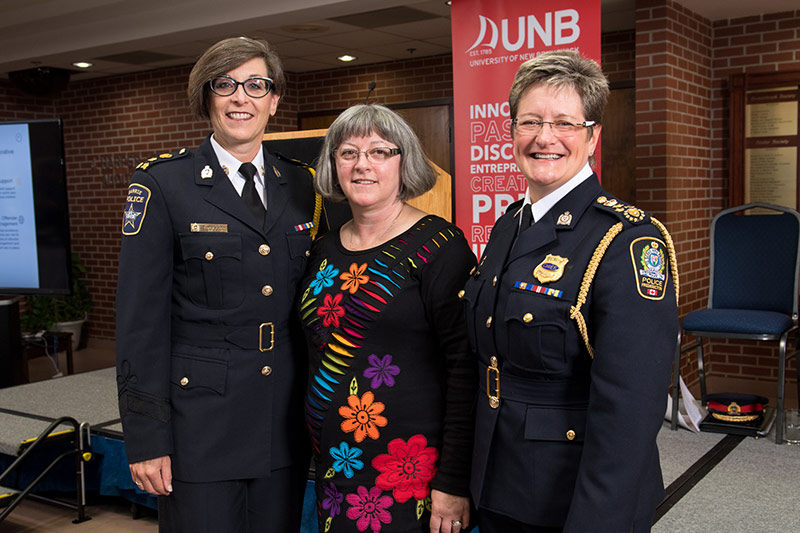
[259,322,274,352]
[486,356,500,409]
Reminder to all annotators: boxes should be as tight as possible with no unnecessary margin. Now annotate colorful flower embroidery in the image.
[363,354,400,389]
[345,486,393,532]
[311,264,340,295]
[322,482,344,518]
[372,434,438,503]
[341,262,369,294]
[318,293,346,327]
[339,391,387,443]
[330,441,364,479]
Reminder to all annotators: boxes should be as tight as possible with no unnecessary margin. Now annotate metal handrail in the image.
[0,416,92,523]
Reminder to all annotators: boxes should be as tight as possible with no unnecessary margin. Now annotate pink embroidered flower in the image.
[340,262,369,294]
[345,485,393,532]
[339,391,387,443]
[372,434,438,503]
[318,293,345,327]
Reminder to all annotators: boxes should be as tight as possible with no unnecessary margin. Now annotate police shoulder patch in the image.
[135,147,188,171]
[630,236,669,300]
[122,183,151,235]
[595,195,648,225]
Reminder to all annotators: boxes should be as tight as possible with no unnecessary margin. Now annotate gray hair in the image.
[315,104,436,202]
[509,49,609,129]
[187,37,286,121]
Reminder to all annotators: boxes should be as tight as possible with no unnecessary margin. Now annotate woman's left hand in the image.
[429,489,470,532]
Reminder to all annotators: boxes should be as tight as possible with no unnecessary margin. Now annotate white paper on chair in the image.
[665,375,703,432]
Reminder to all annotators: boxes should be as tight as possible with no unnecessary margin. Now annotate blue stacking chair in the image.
[671,202,800,443]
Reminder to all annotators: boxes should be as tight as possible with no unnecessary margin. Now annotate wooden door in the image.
[601,86,636,203]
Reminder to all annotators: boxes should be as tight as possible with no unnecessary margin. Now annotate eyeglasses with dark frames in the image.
[511,118,596,136]
[333,147,402,164]
[208,76,275,98]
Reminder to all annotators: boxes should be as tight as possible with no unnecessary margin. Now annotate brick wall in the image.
[637,0,800,397]
[635,0,715,351]
[602,29,636,84]
[293,54,454,112]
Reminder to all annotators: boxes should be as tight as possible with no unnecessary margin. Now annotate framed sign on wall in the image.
[729,71,800,210]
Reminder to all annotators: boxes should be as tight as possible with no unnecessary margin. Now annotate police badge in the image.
[533,254,569,283]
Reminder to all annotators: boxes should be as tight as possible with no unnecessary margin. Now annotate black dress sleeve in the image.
[418,223,478,497]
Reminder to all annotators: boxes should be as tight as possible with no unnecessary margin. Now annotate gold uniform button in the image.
[492,275,498,286]
[523,312,533,323]
[490,356,498,365]
[261,285,273,297]
[261,366,272,376]
[305,250,310,257]
[258,244,271,256]
[485,316,493,328]
[204,251,214,261]
[180,377,189,386]
[457,289,465,299]
[566,430,576,441]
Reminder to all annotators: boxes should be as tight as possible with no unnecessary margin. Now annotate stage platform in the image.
[0,367,318,531]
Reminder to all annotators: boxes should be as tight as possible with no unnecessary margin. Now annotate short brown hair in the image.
[187,37,285,121]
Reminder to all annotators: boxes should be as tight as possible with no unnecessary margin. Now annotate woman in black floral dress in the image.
[299,104,476,533]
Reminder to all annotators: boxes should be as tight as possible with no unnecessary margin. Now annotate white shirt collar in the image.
[209,135,265,183]
[522,163,594,224]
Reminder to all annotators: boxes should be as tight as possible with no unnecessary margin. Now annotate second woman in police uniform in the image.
[463,50,679,532]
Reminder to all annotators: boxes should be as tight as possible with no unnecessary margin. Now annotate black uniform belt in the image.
[172,321,290,352]
[479,361,589,407]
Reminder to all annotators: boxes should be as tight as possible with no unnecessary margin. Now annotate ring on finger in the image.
[451,520,462,528]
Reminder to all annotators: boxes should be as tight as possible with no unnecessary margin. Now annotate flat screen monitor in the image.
[0,119,71,295]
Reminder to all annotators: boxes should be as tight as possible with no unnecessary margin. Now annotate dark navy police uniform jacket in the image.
[463,175,678,531]
[116,136,317,482]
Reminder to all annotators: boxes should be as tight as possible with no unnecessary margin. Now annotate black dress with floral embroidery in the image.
[299,215,476,532]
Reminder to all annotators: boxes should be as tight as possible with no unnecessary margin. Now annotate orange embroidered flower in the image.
[340,262,369,294]
[339,391,387,442]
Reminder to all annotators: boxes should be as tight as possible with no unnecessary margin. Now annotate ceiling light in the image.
[72,62,93,68]
[337,55,357,62]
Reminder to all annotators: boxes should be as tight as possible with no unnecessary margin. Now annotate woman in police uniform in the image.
[463,50,679,532]
[116,37,317,532]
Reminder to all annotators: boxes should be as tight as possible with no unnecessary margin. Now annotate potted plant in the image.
[21,252,92,351]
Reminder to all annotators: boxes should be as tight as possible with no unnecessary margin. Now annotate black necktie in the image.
[239,162,265,222]
[519,205,533,231]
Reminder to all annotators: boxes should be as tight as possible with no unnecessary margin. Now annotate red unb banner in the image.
[451,0,601,257]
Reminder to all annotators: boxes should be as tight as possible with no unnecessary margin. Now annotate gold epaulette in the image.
[569,218,680,358]
[135,147,188,171]
[274,152,322,240]
[594,195,647,224]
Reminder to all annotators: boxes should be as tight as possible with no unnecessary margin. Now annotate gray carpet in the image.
[657,422,726,486]
[655,423,800,532]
